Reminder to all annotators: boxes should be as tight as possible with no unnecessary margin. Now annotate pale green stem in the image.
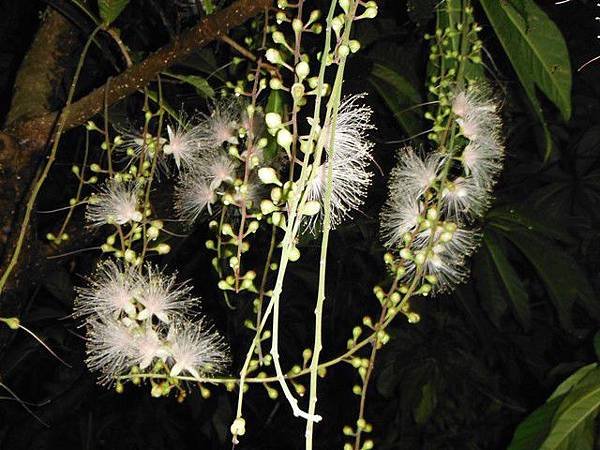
[233,0,340,430]
[305,1,360,448]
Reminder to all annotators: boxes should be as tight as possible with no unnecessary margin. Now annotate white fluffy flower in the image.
[407,226,480,292]
[75,260,138,318]
[167,319,230,379]
[86,180,142,227]
[133,327,169,370]
[305,94,375,231]
[380,187,423,249]
[164,122,201,171]
[116,129,166,162]
[196,98,241,151]
[441,176,490,221]
[174,171,217,223]
[461,139,504,187]
[393,147,442,197]
[136,264,195,323]
[199,150,238,190]
[85,317,137,384]
[452,88,500,143]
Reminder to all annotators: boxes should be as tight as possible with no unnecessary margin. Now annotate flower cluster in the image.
[380,85,504,298]
[76,261,229,390]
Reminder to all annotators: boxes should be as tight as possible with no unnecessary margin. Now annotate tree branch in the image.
[10,0,273,148]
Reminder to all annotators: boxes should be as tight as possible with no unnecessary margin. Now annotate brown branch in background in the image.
[0,0,272,299]
[10,0,273,149]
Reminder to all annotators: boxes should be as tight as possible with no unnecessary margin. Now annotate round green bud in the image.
[265,48,282,65]
[276,128,293,150]
[272,31,286,45]
[295,61,310,79]
[338,44,350,58]
[156,243,171,255]
[292,18,303,33]
[265,112,282,129]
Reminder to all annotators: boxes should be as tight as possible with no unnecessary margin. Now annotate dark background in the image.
[1,0,599,449]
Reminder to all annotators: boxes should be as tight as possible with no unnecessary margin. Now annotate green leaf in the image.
[549,364,598,402]
[493,227,600,329]
[484,230,531,330]
[413,382,437,425]
[540,367,600,449]
[487,206,574,245]
[473,247,509,328]
[480,0,572,159]
[508,395,565,450]
[98,0,130,25]
[164,73,214,98]
[369,63,422,137]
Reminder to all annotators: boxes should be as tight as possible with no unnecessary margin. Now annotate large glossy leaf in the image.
[490,219,600,328]
[487,206,574,245]
[369,63,422,137]
[473,246,508,328]
[484,230,531,330]
[540,367,600,449]
[509,364,599,450]
[508,394,565,450]
[549,364,597,402]
[98,0,130,25]
[480,0,572,159]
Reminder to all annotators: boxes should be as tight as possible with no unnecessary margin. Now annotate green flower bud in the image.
[338,44,350,58]
[302,200,321,216]
[260,199,278,215]
[289,246,300,262]
[348,40,361,53]
[156,243,171,255]
[295,61,310,79]
[276,128,293,150]
[269,78,283,90]
[272,31,286,45]
[1,317,20,330]
[265,112,282,129]
[266,48,283,65]
[292,18,303,33]
[291,82,305,101]
[258,167,282,186]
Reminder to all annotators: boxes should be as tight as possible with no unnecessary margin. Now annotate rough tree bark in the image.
[0,0,272,315]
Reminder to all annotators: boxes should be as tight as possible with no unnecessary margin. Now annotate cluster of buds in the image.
[424,3,483,144]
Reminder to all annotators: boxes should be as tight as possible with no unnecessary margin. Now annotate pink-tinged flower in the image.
[164,120,201,171]
[133,326,169,370]
[393,147,443,198]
